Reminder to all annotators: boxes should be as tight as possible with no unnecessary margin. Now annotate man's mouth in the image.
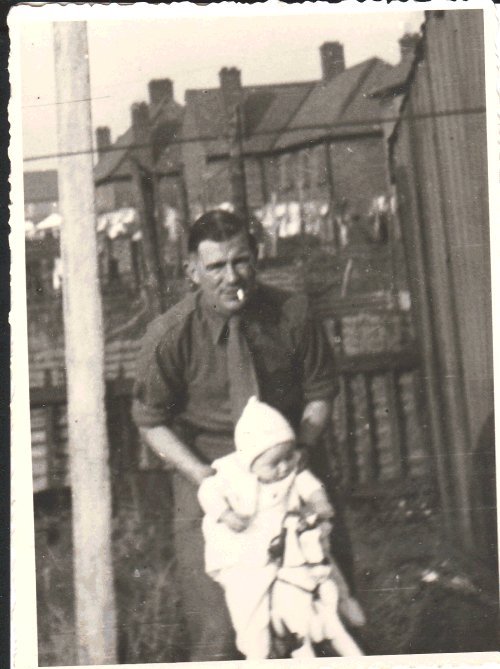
[222,288,245,300]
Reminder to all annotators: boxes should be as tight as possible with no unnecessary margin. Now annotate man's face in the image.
[187,232,257,316]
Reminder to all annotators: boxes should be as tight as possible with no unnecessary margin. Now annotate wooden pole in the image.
[130,159,167,316]
[228,102,249,222]
[53,21,117,664]
[324,141,338,250]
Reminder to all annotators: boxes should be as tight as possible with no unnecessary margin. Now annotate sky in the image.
[19,7,424,173]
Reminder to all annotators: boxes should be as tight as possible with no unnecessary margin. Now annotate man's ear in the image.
[184,256,200,286]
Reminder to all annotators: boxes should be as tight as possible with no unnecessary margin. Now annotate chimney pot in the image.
[320,42,345,81]
[96,126,111,157]
[148,78,174,105]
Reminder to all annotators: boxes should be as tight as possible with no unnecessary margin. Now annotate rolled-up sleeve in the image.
[298,308,338,404]
[131,317,184,429]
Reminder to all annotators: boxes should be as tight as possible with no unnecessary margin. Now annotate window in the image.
[300,149,311,190]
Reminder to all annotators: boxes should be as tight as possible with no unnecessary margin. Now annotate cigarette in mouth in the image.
[237,289,245,302]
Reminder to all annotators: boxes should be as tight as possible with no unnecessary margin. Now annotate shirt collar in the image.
[198,284,264,345]
[199,292,230,345]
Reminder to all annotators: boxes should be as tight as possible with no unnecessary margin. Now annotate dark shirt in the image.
[132,283,336,462]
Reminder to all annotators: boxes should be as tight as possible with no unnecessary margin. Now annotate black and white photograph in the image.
[10,2,499,667]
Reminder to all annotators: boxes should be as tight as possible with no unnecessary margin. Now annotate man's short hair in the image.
[187,209,257,255]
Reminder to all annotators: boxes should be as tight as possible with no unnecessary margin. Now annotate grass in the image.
[35,480,498,665]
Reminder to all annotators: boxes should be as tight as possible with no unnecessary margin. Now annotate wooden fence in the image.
[389,10,495,562]
[30,307,428,497]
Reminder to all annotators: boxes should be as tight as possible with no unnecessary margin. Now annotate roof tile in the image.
[274,59,391,150]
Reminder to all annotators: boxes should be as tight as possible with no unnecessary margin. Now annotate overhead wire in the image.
[23,105,486,164]
[22,95,113,109]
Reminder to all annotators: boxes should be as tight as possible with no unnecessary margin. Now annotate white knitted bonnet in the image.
[234,396,296,469]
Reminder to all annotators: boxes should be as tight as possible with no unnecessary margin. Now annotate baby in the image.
[198,396,364,659]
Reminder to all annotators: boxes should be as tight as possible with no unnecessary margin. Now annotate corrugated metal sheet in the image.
[389,10,492,556]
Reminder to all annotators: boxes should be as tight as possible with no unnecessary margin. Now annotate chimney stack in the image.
[219,67,242,113]
[131,102,151,152]
[131,102,150,128]
[399,33,419,62]
[148,78,174,105]
[320,42,345,81]
[96,126,111,157]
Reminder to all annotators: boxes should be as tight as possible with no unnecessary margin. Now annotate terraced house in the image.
[181,37,417,244]
[90,34,418,267]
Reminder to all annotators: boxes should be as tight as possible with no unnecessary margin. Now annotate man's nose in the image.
[224,261,238,282]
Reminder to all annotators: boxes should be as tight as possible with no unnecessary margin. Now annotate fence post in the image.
[130,159,167,316]
[228,102,249,222]
[324,142,339,251]
[53,21,117,664]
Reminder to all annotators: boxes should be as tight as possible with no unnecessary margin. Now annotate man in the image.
[132,209,349,661]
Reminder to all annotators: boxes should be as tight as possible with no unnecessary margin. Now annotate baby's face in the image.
[251,441,299,483]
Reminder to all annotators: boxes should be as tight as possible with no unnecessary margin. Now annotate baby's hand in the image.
[220,509,250,533]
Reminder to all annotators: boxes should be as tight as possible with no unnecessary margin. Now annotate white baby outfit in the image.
[197,397,363,659]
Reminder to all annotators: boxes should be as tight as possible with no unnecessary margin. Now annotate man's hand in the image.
[298,399,332,449]
[192,464,215,486]
[219,509,251,533]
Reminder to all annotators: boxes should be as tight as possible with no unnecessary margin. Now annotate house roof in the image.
[183,58,400,158]
[183,81,316,158]
[24,170,59,203]
[367,58,414,98]
[183,89,228,158]
[94,97,184,184]
[243,82,317,154]
[93,127,134,183]
[274,58,394,150]
[94,53,407,185]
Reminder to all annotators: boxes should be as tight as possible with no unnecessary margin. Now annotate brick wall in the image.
[157,176,184,214]
[244,156,265,209]
[181,140,209,218]
[182,134,388,226]
[204,160,232,209]
[95,183,116,214]
[265,137,388,218]
[329,136,388,215]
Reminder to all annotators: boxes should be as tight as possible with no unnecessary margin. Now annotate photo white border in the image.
[9,1,500,668]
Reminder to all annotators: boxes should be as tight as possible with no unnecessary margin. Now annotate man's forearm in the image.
[298,398,332,447]
[139,425,212,485]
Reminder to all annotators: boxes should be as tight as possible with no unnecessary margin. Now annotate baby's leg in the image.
[316,581,364,656]
[292,639,315,658]
[218,565,276,659]
[327,616,364,657]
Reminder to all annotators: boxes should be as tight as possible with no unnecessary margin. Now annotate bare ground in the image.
[35,480,498,665]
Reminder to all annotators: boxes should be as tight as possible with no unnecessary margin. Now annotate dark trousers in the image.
[171,472,239,662]
[308,435,356,592]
